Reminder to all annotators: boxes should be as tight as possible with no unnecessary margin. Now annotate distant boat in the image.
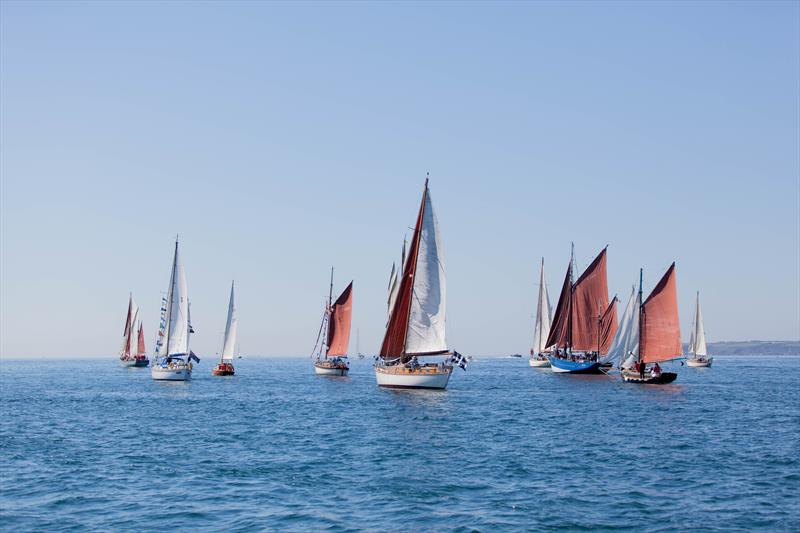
[151,238,198,381]
[509,354,523,358]
[546,246,618,374]
[686,291,713,367]
[312,268,352,376]
[620,265,681,384]
[529,258,552,368]
[119,294,149,367]
[212,281,238,376]
[375,177,467,389]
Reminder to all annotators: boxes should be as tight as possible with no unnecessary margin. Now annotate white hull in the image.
[151,366,191,381]
[119,358,137,368]
[687,357,713,368]
[529,358,550,368]
[314,365,349,376]
[375,367,452,389]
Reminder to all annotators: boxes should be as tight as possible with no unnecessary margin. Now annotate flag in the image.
[188,351,200,363]
[450,351,469,371]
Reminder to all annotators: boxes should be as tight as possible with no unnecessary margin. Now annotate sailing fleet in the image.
[116,177,712,388]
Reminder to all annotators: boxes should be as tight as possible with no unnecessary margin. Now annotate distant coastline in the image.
[695,341,800,356]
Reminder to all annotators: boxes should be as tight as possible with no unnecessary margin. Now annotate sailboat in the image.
[151,238,199,381]
[529,258,552,367]
[545,246,618,373]
[686,291,713,367]
[312,269,353,376]
[620,264,681,384]
[212,281,238,376]
[119,294,149,367]
[375,178,466,389]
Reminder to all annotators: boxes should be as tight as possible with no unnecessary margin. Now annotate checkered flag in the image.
[450,351,469,371]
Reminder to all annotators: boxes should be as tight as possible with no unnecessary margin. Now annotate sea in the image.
[1,356,798,532]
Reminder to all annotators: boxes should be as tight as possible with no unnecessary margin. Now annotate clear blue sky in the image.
[1,1,798,358]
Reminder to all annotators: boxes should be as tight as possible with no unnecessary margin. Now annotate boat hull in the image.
[548,356,602,374]
[151,366,191,381]
[621,371,677,384]
[374,366,452,389]
[687,357,713,368]
[314,366,348,376]
[528,358,551,368]
[212,363,235,376]
[119,357,149,368]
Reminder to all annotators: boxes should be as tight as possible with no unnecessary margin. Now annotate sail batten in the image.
[327,282,353,356]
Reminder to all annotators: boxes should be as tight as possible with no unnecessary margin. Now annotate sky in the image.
[1,1,798,358]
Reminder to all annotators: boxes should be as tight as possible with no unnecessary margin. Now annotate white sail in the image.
[405,190,447,354]
[387,262,398,321]
[220,282,238,361]
[689,292,708,357]
[610,285,640,369]
[531,258,552,354]
[129,301,140,356]
[165,240,190,356]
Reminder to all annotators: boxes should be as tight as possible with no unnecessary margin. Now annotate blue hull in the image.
[548,356,602,374]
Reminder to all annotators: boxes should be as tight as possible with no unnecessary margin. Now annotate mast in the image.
[566,243,575,352]
[326,267,334,358]
[637,268,643,366]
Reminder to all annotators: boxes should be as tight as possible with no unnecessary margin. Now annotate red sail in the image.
[327,282,353,356]
[570,248,610,352]
[599,297,618,354]
[544,261,572,349]
[380,184,427,358]
[641,263,681,363]
[137,323,146,356]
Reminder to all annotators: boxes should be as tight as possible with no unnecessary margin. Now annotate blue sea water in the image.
[1,356,798,532]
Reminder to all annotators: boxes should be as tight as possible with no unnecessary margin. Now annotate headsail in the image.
[688,291,707,357]
[387,262,398,320]
[544,260,572,350]
[380,180,448,359]
[220,282,238,362]
[640,263,681,363]
[531,258,552,354]
[327,282,353,356]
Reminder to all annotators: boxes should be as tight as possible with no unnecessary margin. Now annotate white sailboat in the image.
[686,291,713,367]
[375,178,466,389]
[212,281,238,376]
[529,258,552,367]
[151,238,198,381]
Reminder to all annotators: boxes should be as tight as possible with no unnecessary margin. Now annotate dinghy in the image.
[151,238,198,381]
[312,269,353,376]
[119,294,149,367]
[620,265,681,384]
[529,258,552,368]
[212,282,238,376]
[546,246,617,373]
[374,177,467,389]
[686,291,713,367]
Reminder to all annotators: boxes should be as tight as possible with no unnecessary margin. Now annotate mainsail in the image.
[164,239,190,356]
[220,282,238,362]
[640,263,681,363]
[606,286,640,367]
[136,323,146,356]
[544,248,615,353]
[380,180,448,359]
[121,295,139,356]
[531,258,552,354]
[687,291,707,357]
[327,282,353,356]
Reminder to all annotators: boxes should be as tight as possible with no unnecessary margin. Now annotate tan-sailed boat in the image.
[312,268,352,377]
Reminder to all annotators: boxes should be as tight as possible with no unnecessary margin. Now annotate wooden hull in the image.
[375,365,452,389]
[687,357,713,367]
[212,363,235,376]
[548,355,602,374]
[528,357,551,368]
[621,371,677,384]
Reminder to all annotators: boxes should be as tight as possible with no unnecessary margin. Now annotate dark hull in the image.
[133,359,150,367]
[623,372,677,384]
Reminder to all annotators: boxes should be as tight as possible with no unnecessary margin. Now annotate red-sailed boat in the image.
[312,268,353,376]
